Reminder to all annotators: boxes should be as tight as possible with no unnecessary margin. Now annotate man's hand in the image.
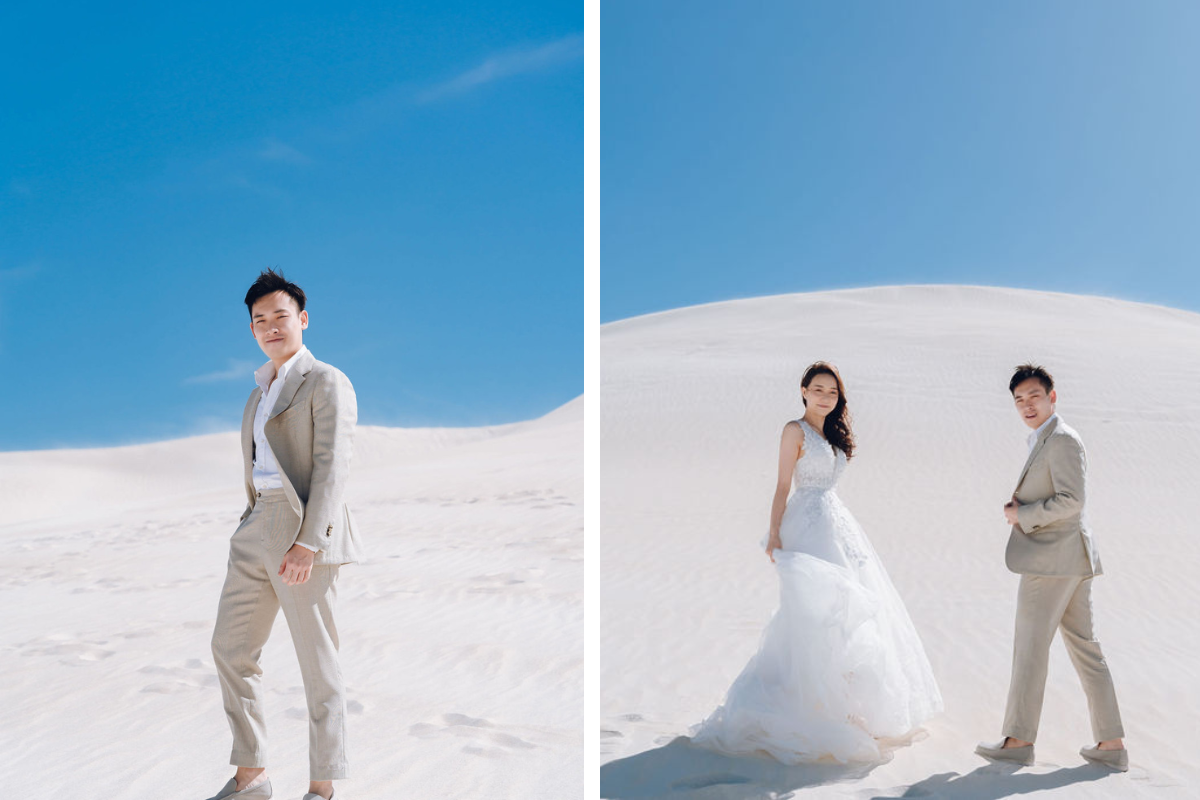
[1003,497,1021,526]
[279,544,316,586]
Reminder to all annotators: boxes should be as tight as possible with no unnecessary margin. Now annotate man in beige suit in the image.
[976,364,1127,771]
[206,269,361,800]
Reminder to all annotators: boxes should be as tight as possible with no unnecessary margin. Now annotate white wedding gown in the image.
[691,418,943,764]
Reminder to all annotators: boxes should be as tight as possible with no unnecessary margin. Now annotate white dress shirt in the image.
[253,345,317,552]
[1027,412,1058,454]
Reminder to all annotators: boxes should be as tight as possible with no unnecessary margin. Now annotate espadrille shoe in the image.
[1081,744,1129,771]
[204,776,272,800]
[975,739,1034,766]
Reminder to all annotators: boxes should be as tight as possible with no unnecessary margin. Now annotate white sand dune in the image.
[2,397,581,799]
[601,286,1200,799]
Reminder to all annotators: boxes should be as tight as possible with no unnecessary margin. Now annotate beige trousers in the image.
[1002,575,1124,744]
[211,489,349,780]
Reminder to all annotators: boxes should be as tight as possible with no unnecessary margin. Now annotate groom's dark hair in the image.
[245,268,307,318]
[1009,363,1054,395]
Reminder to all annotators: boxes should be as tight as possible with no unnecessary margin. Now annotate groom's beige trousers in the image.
[211,489,349,780]
[1002,575,1124,744]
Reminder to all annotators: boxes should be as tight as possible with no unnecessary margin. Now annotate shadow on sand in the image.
[600,736,879,799]
[870,763,1115,799]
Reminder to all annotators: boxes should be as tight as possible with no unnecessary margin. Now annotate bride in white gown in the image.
[691,361,943,765]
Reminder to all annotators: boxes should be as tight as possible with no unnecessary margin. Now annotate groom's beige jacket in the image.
[239,348,362,565]
[1005,415,1101,577]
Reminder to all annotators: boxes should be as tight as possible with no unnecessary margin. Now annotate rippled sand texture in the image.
[601,286,1199,799]
[2,397,582,799]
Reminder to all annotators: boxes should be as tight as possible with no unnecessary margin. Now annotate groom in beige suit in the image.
[976,364,1127,771]
[206,269,362,800]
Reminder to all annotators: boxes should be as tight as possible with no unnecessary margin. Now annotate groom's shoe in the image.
[975,739,1034,766]
[204,777,272,800]
[1081,744,1129,772]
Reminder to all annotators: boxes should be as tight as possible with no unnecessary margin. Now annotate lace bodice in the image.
[792,418,847,491]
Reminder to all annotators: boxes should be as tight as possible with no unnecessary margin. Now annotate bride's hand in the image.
[765,534,782,563]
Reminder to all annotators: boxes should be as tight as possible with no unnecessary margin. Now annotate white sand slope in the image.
[601,286,1200,799]
[2,397,581,800]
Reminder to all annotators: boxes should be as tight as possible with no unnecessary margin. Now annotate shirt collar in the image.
[1027,412,1058,449]
[254,344,309,395]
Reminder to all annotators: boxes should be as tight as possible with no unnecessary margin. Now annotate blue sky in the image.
[0,1,580,450]
[603,1,1200,322]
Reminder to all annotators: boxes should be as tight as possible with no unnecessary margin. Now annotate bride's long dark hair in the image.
[800,361,855,460]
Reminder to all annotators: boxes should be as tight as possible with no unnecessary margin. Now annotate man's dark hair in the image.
[1009,363,1054,395]
[245,268,306,318]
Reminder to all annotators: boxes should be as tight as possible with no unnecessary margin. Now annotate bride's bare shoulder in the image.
[781,419,805,446]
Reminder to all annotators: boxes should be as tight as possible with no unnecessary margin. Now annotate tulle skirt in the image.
[691,492,942,764]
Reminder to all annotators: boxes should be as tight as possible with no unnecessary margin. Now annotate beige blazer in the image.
[1005,416,1101,577]
[239,348,362,565]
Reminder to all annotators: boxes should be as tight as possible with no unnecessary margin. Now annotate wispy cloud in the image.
[258,138,312,165]
[419,35,583,103]
[147,34,582,199]
[184,359,258,385]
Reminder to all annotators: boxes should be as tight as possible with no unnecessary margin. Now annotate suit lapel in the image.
[241,387,262,484]
[268,348,316,420]
[1015,415,1059,491]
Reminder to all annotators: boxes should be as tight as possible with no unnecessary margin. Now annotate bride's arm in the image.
[766,421,804,561]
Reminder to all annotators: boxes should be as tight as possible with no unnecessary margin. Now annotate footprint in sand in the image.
[139,659,218,693]
[531,493,576,509]
[600,720,634,756]
[116,629,158,640]
[409,712,538,757]
[19,635,115,666]
[497,490,541,505]
[493,489,575,509]
[468,568,545,594]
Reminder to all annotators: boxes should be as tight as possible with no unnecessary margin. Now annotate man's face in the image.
[1012,377,1056,430]
[250,291,308,362]
[802,373,840,416]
